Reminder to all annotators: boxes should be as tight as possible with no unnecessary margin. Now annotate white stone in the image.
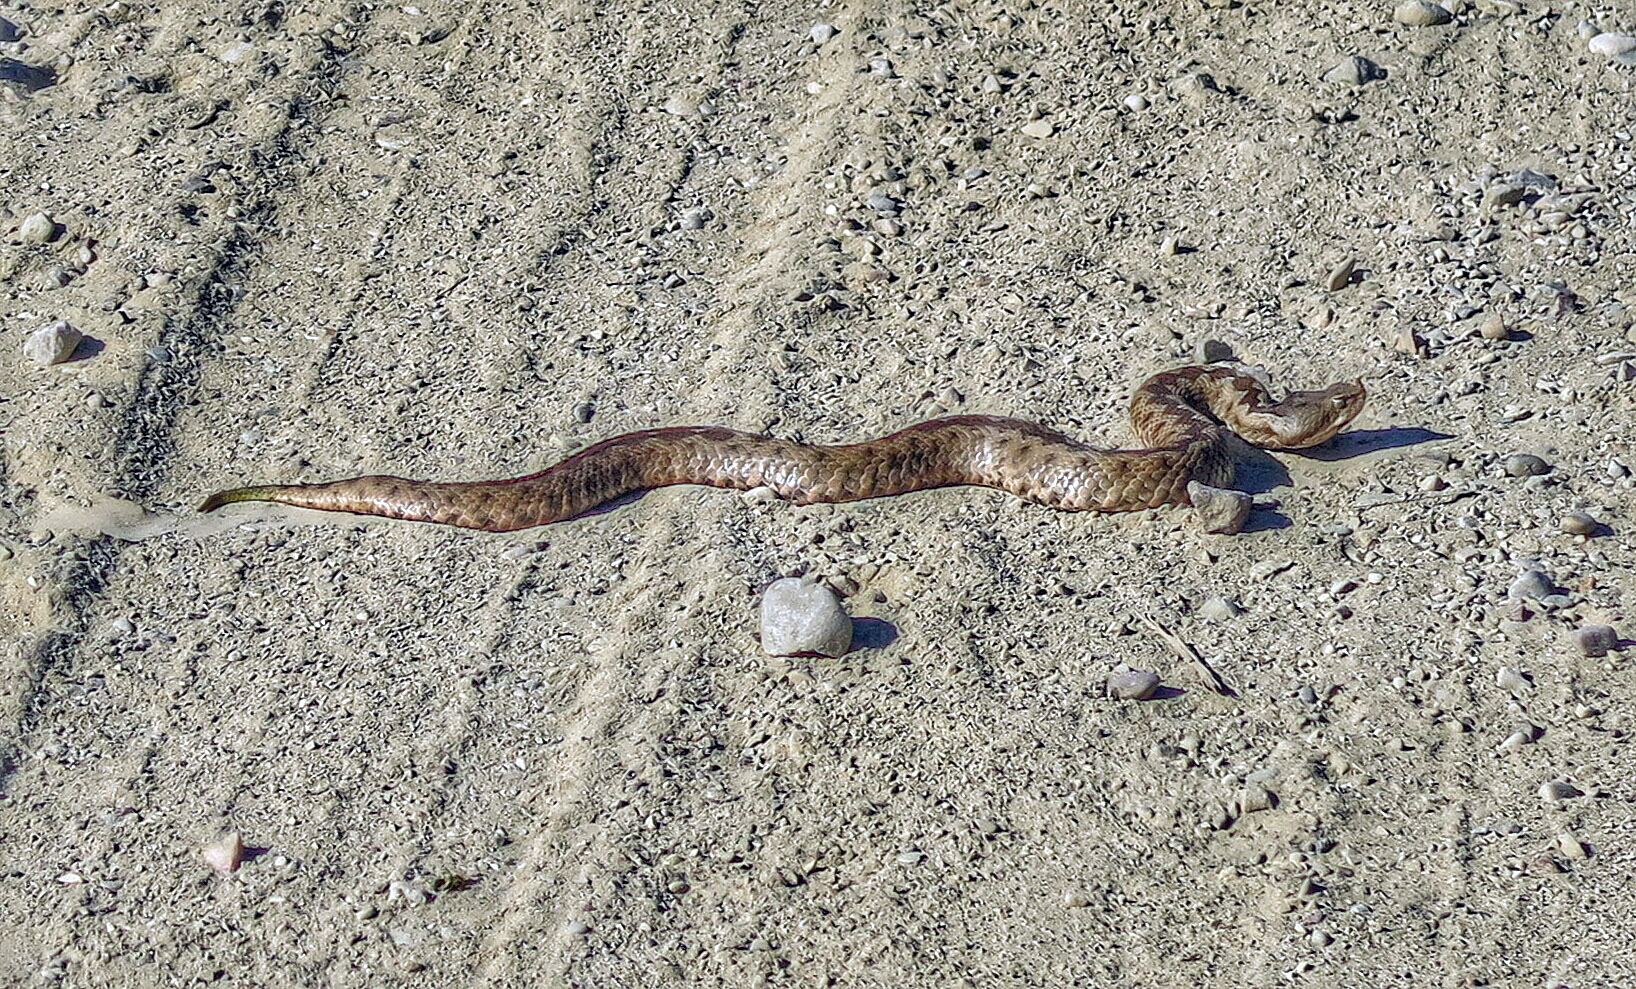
[202,832,245,874]
[809,23,836,44]
[760,578,851,657]
[1020,118,1053,139]
[1587,33,1636,57]
[18,211,55,244]
[22,320,82,366]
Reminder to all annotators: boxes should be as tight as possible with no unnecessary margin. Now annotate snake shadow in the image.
[1290,427,1453,462]
[1229,428,1450,532]
[850,617,899,651]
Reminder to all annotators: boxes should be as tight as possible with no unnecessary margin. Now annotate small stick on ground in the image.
[1135,612,1235,697]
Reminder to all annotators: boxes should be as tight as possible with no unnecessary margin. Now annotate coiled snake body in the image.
[200,365,1365,532]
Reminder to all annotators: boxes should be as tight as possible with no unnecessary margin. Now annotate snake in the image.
[198,365,1365,532]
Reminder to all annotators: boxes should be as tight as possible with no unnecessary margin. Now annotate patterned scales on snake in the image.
[199,365,1365,532]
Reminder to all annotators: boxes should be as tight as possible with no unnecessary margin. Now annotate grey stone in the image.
[1325,257,1356,291]
[1539,779,1583,803]
[18,211,56,244]
[1560,512,1598,535]
[1323,56,1384,86]
[1506,570,1557,601]
[1575,624,1618,657]
[864,193,899,213]
[760,578,852,657]
[1107,669,1161,700]
[1504,453,1550,477]
[1188,481,1251,535]
[22,320,82,365]
[1195,338,1233,363]
[1394,0,1452,26]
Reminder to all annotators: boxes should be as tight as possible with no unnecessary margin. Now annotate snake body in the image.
[199,365,1365,532]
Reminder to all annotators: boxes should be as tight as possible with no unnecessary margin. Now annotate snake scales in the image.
[199,365,1365,532]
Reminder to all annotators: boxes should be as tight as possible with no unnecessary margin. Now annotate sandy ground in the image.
[3,0,1636,985]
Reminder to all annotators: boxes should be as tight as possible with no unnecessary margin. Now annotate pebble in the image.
[1506,570,1557,601]
[1324,258,1355,292]
[1495,666,1530,694]
[1587,33,1636,57]
[1236,784,1276,815]
[1575,624,1617,658]
[1187,481,1251,535]
[22,320,82,366]
[738,485,779,506]
[809,23,836,44]
[1557,831,1588,860]
[1198,596,1241,621]
[18,211,56,244]
[1195,338,1233,363]
[1062,890,1091,908]
[1322,55,1383,86]
[202,832,245,875]
[1539,780,1583,803]
[1559,512,1598,536]
[1503,453,1549,477]
[1394,0,1452,26]
[1123,93,1149,112]
[1020,118,1053,139]
[864,192,899,213]
[1479,312,1510,340]
[1106,669,1161,700]
[759,578,852,657]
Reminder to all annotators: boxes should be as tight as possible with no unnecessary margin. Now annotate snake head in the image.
[1281,379,1366,448]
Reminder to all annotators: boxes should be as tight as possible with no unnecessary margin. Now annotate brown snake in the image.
[199,365,1365,532]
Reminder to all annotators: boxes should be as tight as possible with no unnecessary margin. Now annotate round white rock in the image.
[760,577,852,657]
